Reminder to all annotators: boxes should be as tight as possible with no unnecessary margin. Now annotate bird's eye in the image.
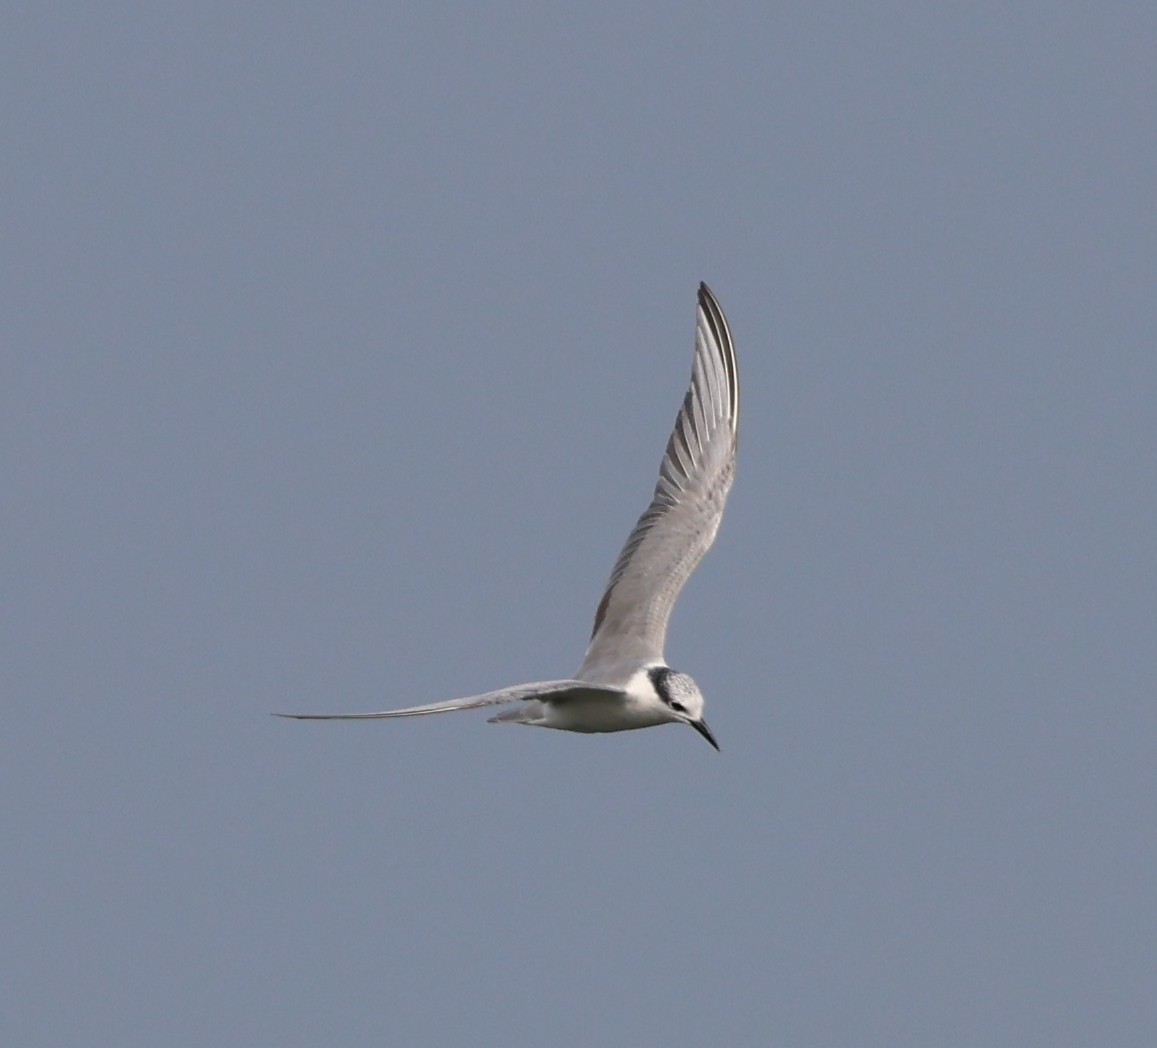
[669,701,686,713]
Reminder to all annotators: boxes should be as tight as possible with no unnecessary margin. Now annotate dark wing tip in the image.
[696,282,739,437]
[698,282,723,320]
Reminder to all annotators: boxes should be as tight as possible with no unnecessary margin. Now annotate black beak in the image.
[690,718,720,751]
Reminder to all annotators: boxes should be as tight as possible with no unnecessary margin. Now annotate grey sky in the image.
[4,5,1155,1046]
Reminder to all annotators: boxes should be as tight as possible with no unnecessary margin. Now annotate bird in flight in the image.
[277,283,738,750]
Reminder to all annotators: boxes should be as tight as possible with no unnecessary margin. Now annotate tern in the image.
[277,283,738,750]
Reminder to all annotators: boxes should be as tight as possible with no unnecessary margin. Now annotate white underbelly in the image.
[543,696,669,734]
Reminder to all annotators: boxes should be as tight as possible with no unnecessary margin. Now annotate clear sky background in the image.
[4,5,1155,1046]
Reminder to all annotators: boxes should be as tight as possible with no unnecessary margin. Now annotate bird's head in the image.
[646,665,719,751]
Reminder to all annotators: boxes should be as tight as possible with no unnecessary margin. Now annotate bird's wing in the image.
[274,679,625,720]
[579,283,738,677]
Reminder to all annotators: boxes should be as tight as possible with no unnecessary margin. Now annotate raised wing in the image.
[274,679,625,720]
[579,283,738,678]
